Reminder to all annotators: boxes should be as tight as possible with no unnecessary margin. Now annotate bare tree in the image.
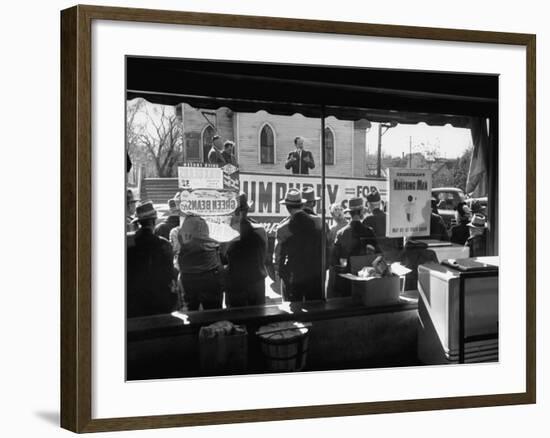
[127,100,182,177]
[416,138,441,161]
[126,98,145,152]
[452,146,473,191]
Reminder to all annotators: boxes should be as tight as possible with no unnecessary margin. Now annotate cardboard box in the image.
[340,273,401,307]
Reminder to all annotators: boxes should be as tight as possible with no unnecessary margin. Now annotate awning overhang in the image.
[126,56,498,127]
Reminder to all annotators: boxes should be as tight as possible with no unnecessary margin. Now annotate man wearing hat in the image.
[332,197,380,271]
[364,189,384,233]
[222,140,237,166]
[301,186,330,241]
[154,198,181,240]
[221,193,268,307]
[127,201,178,318]
[465,213,487,257]
[450,202,472,245]
[207,134,227,167]
[429,198,449,242]
[126,189,139,232]
[273,188,306,300]
[301,186,320,215]
[363,188,401,254]
[282,209,324,302]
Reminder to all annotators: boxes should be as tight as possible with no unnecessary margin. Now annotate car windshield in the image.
[434,190,464,209]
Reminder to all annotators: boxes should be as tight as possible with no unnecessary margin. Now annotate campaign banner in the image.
[240,173,387,218]
[169,171,387,237]
[386,168,432,238]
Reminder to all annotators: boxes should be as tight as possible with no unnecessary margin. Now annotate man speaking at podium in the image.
[285,136,315,175]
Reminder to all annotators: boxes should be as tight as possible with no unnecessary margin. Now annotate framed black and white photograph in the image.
[60,5,536,432]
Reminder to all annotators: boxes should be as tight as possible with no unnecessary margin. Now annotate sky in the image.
[366,122,473,160]
[129,100,473,160]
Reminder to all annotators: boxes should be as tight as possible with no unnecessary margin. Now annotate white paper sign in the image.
[178,164,223,189]
[386,168,432,238]
[179,189,238,216]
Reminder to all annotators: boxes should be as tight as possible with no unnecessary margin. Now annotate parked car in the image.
[432,187,466,229]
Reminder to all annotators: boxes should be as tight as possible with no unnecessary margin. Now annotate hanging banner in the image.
[240,173,387,216]
[386,168,432,238]
[170,170,387,236]
[240,172,386,236]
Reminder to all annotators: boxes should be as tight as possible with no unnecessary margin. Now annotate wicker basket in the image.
[257,322,311,372]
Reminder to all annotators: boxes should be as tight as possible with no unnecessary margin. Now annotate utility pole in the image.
[377,121,397,177]
[377,125,383,177]
[409,136,412,168]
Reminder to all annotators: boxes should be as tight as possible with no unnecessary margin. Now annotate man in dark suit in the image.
[331,197,380,297]
[222,193,268,307]
[285,136,315,174]
[222,140,237,166]
[363,189,400,255]
[127,202,178,317]
[364,189,385,235]
[430,198,450,241]
[280,209,324,302]
[301,186,321,216]
[273,189,306,301]
[450,202,471,245]
[154,198,181,240]
[332,197,381,268]
[207,134,227,167]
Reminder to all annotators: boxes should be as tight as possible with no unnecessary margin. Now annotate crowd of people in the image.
[127,130,489,317]
[450,199,488,257]
[126,183,489,317]
[127,190,268,317]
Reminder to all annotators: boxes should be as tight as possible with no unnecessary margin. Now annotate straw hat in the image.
[467,213,487,229]
[279,188,306,206]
